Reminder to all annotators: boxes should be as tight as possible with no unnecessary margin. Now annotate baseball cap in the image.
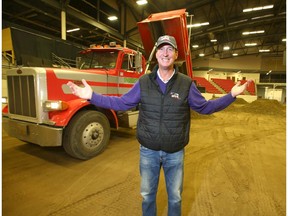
[156,35,178,50]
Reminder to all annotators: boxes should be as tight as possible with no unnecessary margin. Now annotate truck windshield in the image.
[76,50,119,69]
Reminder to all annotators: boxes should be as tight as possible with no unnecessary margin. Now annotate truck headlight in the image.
[43,100,69,111]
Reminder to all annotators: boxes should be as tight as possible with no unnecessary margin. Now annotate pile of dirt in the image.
[190,98,249,118]
[233,97,249,104]
[191,98,285,118]
[190,109,215,119]
[223,97,249,112]
[240,99,286,116]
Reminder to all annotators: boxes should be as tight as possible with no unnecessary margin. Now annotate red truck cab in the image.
[3,43,145,160]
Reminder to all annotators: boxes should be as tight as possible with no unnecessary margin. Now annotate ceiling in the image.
[2,0,287,60]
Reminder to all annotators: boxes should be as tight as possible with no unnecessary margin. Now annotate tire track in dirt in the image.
[48,172,141,216]
[214,114,285,216]
[45,132,141,216]
[245,133,286,216]
[184,111,285,216]
[223,119,283,215]
[215,126,260,216]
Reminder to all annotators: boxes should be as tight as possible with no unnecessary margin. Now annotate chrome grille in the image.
[7,75,36,117]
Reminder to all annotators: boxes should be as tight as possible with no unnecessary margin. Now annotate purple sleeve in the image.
[189,82,235,114]
[89,81,141,111]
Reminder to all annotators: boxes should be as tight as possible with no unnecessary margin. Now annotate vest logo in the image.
[170,92,180,100]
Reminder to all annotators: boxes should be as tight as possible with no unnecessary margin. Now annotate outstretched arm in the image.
[67,79,141,111]
[67,79,92,100]
[189,80,253,114]
[231,80,252,97]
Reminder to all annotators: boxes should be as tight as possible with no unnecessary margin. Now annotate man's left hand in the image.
[231,80,252,97]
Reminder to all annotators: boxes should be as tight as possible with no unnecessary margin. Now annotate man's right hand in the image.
[67,79,93,100]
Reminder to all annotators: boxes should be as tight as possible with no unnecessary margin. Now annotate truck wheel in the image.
[63,110,110,160]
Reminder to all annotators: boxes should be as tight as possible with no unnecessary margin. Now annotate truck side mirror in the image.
[135,52,142,73]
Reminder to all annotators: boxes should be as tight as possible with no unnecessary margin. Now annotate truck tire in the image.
[63,110,110,160]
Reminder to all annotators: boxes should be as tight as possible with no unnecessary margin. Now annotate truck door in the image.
[117,53,141,96]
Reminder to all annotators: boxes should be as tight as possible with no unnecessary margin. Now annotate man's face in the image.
[156,44,178,69]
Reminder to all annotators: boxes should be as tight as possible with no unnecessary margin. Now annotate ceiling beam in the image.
[41,0,122,37]
[40,0,142,49]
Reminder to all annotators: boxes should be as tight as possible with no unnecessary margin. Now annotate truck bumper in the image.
[2,117,63,147]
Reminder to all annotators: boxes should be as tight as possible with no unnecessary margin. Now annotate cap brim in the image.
[157,42,177,49]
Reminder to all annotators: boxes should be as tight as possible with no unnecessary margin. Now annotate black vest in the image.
[137,66,192,153]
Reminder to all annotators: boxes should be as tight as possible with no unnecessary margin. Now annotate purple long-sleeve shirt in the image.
[90,75,236,114]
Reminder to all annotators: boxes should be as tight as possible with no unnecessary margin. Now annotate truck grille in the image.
[7,75,37,117]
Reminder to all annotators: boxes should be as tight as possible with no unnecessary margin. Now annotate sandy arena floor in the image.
[2,99,286,216]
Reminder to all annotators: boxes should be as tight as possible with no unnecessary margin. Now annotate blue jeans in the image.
[140,145,184,216]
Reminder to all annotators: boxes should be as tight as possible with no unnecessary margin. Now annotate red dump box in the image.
[137,9,193,78]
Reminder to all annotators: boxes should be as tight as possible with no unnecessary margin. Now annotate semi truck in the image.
[2,9,193,160]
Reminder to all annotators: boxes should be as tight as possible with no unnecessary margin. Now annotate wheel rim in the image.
[82,122,104,149]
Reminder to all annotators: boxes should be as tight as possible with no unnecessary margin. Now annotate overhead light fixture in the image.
[223,46,230,50]
[262,5,274,9]
[243,5,274,13]
[187,22,209,28]
[266,70,272,75]
[252,14,273,20]
[26,13,38,18]
[228,19,248,25]
[136,0,147,5]
[108,16,118,21]
[199,53,205,57]
[233,53,238,56]
[259,49,270,52]
[207,25,223,31]
[67,28,80,33]
[245,43,257,46]
[282,38,286,42]
[210,39,217,42]
[242,30,265,35]
[192,45,199,48]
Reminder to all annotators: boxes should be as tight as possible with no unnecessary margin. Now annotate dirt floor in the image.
[2,99,286,216]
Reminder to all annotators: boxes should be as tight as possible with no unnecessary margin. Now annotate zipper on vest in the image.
[159,94,164,145]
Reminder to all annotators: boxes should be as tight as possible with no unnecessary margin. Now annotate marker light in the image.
[43,100,69,111]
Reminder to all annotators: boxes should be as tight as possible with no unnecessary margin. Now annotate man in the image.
[67,35,250,216]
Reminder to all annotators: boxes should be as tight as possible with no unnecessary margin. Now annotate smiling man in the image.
[155,35,178,82]
[67,35,250,216]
